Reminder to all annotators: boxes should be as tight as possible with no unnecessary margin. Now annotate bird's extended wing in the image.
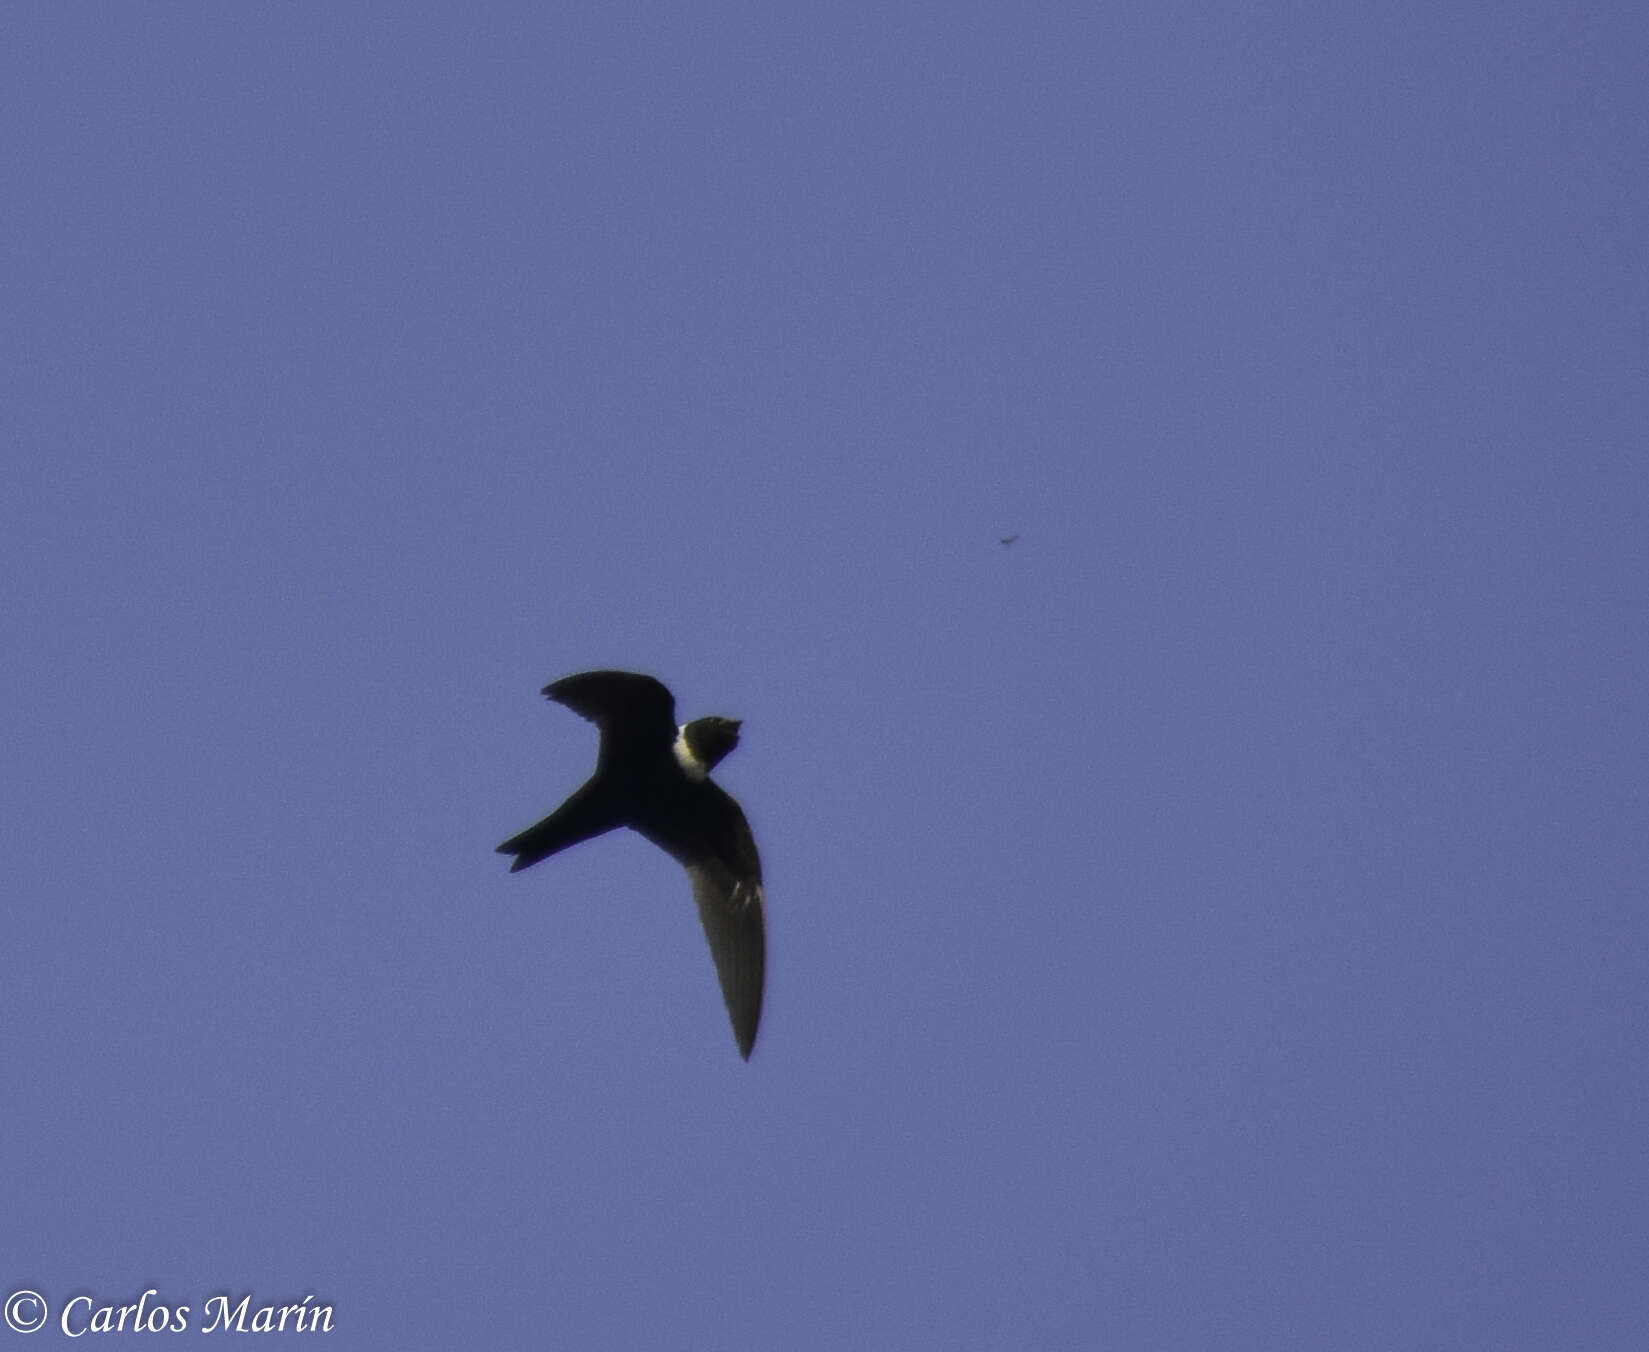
[682,782,765,1060]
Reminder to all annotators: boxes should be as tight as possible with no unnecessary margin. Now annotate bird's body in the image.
[497,671,765,1059]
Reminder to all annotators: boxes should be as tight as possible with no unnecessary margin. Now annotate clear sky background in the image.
[4,5,1645,1348]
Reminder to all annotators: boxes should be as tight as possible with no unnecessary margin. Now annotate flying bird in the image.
[999,533,1019,547]
[497,671,765,1059]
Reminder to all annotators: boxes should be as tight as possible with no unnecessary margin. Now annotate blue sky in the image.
[4,4,1645,1348]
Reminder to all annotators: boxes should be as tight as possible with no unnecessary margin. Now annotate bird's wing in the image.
[683,782,766,1060]
[543,670,677,767]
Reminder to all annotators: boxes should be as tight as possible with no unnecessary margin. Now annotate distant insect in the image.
[497,672,764,1059]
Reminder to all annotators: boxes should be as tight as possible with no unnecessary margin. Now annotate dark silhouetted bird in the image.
[497,671,765,1059]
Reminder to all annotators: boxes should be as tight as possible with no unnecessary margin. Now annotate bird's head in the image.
[676,716,742,779]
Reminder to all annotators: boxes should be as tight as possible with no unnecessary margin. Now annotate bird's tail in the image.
[497,780,621,873]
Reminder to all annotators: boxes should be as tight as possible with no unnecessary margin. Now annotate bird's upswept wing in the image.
[544,670,677,769]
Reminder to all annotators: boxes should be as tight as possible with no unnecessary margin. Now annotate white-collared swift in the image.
[497,670,765,1059]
